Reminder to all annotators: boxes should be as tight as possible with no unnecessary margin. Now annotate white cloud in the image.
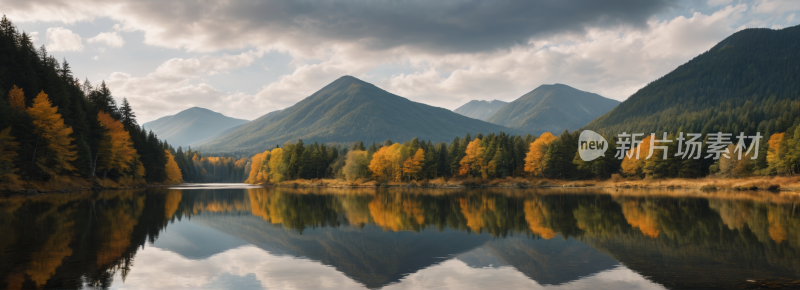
[753,0,800,14]
[46,27,83,51]
[88,31,125,47]
[105,50,265,122]
[7,0,799,123]
[28,31,39,42]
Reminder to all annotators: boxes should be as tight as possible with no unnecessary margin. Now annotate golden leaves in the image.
[459,138,485,177]
[26,91,77,175]
[7,85,25,112]
[164,150,183,184]
[97,111,137,174]
[524,132,555,176]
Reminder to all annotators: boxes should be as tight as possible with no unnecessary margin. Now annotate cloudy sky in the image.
[2,0,799,122]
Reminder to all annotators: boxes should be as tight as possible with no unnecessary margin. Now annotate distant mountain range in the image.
[584,25,800,136]
[485,84,619,136]
[453,100,508,120]
[142,107,249,148]
[199,76,519,154]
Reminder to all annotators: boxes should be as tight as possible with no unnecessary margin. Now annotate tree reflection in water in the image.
[1,187,799,289]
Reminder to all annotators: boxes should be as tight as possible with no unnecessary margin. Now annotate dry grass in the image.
[582,176,800,192]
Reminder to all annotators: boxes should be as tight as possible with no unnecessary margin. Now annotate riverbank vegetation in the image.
[241,127,800,190]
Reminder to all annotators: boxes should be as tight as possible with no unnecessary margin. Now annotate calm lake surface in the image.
[2,185,800,290]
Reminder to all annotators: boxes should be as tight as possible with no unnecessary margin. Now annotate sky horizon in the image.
[3,0,799,123]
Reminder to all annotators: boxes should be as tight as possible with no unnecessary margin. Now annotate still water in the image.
[2,185,800,290]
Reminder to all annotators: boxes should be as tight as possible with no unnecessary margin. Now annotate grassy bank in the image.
[267,176,800,192]
[0,174,181,194]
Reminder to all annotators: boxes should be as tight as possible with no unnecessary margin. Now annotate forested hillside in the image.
[486,84,619,135]
[199,76,519,154]
[453,100,508,120]
[143,107,249,147]
[0,16,182,190]
[584,25,800,137]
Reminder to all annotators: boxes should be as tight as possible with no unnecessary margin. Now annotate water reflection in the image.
[1,186,799,289]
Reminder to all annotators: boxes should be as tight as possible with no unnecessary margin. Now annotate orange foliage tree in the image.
[97,111,138,177]
[767,132,790,174]
[459,138,485,177]
[524,132,555,176]
[7,85,25,112]
[402,148,425,180]
[26,91,77,176]
[621,135,651,178]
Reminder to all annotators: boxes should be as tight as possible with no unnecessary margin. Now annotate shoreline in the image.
[264,176,800,192]
[4,176,799,197]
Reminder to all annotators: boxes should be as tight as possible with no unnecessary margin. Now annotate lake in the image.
[2,185,799,289]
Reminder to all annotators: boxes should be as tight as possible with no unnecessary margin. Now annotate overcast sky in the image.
[2,0,799,123]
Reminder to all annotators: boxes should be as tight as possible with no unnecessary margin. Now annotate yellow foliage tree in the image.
[97,111,138,176]
[164,149,183,184]
[26,91,77,176]
[402,148,425,180]
[268,147,285,182]
[524,132,555,176]
[245,150,270,184]
[369,144,406,181]
[459,138,485,177]
[767,132,790,174]
[621,135,651,178]
[7,85,25,112]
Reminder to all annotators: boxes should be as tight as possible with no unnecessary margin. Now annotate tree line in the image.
[244,124,800,184]
[0,16,181,189]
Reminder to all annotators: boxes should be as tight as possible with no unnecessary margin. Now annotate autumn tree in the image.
[96,111,137,178]
[402,148,425,180]
[767,132,791,175]
[245,150,271,184]
[524,132,555,176]
[8,85,25,112]
[458,138,485,177]
[621,135,652,178]
[26,91,77,177]
[164,149,183,184]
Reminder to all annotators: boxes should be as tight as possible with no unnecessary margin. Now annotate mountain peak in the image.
[199,77,518,153]
[454,99,509,121]
[142,107,249,147]
[485,84,618,135]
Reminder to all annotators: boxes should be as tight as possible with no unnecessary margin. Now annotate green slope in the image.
[199,76,519,154]
[486,84,619,135]
[583,25,800,136]
[453,99,509,120]
[143,107,249,148]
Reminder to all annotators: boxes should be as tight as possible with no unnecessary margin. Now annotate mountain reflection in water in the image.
[1,186,799,289]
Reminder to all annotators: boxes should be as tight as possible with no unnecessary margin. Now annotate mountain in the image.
[583,25,800,136]
[142,107,249,148]
[199,76,519,154]
[485,84,619,135]
[453,100,509,120]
